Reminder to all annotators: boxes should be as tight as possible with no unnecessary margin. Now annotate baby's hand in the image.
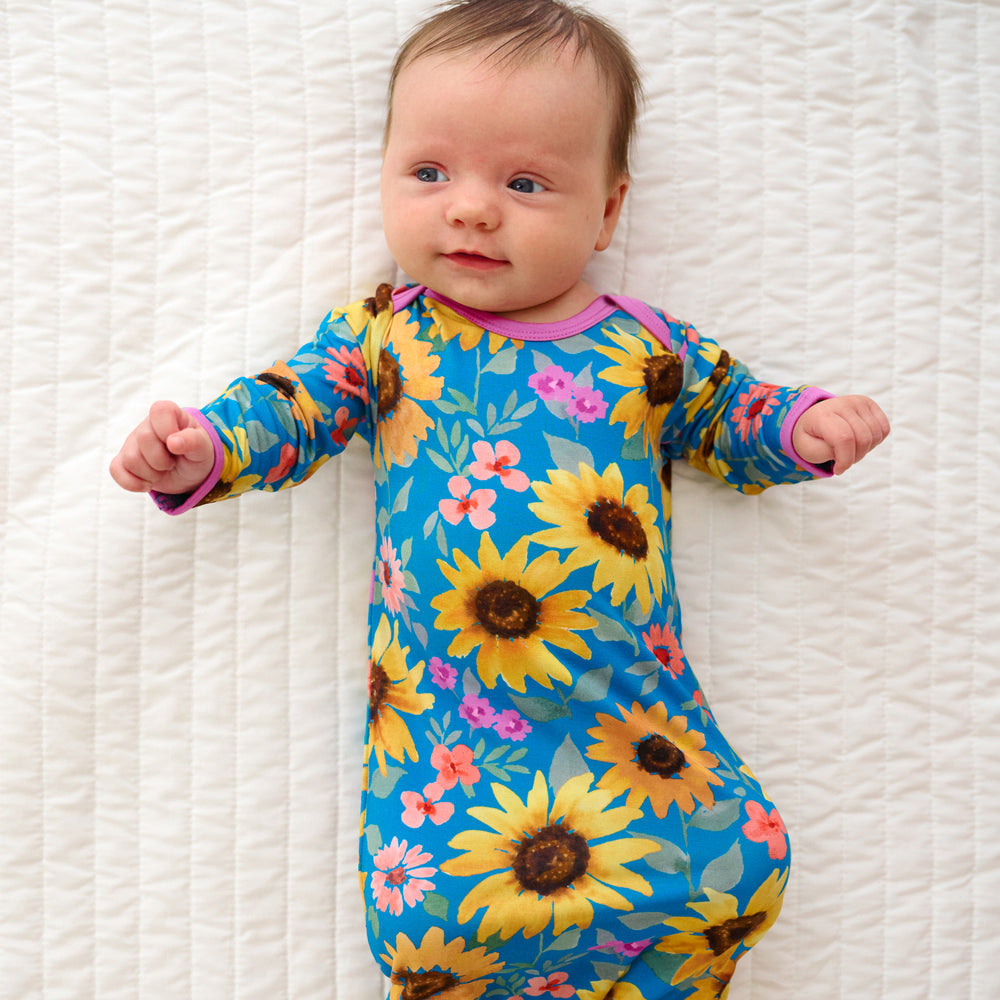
[791,395,890,475]
[110,400,215,495]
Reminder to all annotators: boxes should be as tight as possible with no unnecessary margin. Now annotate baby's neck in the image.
[487,280,600,324]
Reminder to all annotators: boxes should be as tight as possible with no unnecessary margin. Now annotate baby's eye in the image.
[508,177,545,194]
[416,167,448,183]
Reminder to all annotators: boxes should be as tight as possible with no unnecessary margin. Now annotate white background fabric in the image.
[1,1,997,997]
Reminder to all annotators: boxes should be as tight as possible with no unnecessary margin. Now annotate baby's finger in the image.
[134,420,180,473]
[829,415,860,474]
[109,451,155,492]
[147,400,190,451]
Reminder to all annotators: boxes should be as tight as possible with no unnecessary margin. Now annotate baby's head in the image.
[380,0,644,322]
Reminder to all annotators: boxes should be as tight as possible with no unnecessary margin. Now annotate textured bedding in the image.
[1,1,997,998]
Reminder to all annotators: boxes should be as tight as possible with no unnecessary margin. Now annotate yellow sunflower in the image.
[682,342,733,422]
[374,313,444,469]
[367,614,435,775]
[529,463,666,615]
[440,771,660,941]
[430,533,596,692]
[427,298,519,355]
[577,981,650,1000]
[596,323,683,456]
[586,702,724,818]
[655,869,788,985]
[380,926,504,1000]
[684,962,736,1000]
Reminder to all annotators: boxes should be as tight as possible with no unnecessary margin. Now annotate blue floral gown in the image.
[160,284,831,1000]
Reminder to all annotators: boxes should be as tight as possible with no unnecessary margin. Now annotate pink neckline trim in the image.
[413,287,620,341]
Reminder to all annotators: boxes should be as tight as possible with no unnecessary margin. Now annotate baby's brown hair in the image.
[386,0,643,184]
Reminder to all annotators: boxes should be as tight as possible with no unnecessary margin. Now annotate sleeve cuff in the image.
[780,388,837,478]
[150,409,225,515]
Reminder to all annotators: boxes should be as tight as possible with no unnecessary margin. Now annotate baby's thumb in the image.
[166,425,213,464]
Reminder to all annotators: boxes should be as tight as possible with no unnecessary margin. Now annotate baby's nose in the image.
[445,181,500,230]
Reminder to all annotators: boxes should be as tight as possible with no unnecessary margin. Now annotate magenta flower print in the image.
[430,743,481,790]
[732,383,780,443]
[459,693,497,729]
[428,656,457,690]
[589,938,653,958]
[528,364,576,401]
[493,708,532,742]
[323,344,369,404]
[370,837,437,916]
[439,476,497,529]
[469,440,530,492]
[566,386,608,423]
[400,782,455,829]
[742,801,788,859]
[378,537,405,614]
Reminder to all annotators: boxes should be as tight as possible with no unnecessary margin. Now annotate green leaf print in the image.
[548,734,590,789]
[618,911,671,931]
[688,798,741,832]
[369,765,406,800]
[245,420,280,452]
[422,893,449,920]
[569,665,613,702]
[548,928,581,951]
[481,346,518,375]
[642,837,691,876]
[508,693,571,723]
[699,840,744,895]
[544,432,594,473]
[641,950,688,985]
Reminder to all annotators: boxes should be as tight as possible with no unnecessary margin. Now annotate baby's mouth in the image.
[444,251,508,271]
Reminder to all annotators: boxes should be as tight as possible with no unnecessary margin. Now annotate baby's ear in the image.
[595,175,630,252]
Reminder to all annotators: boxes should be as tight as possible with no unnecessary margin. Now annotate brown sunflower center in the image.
[378,350,404,416]
[394,970,461,1000]
[474,580,540,639]
[586,499,648,560]
[512,824,590,895]
[634,734,685,778]
[368,661,389,718]
[704,911,768,956]
[642,353,683,406]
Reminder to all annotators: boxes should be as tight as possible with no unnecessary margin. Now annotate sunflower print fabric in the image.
[188,284,832,1000]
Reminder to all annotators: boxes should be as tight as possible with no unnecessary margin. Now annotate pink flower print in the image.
[323,344,369,404]
[493,709,532,742]
[528,364,576,401]
[566,386,608,423]
[431,743,481,790]
[642,623,685,678]
[524,972,574,998]
[732,383,780,443]
[370,838,437,916]
[428,656,457,690]
[742,801,788,860]
[439,476,497,529]
[459,693,496,729]
[378,537,405,614]
[400,783,455,829]
[263,443,297,484]
[469,440,530,492]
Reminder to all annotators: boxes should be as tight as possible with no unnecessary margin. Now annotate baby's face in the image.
[380,45,628,323]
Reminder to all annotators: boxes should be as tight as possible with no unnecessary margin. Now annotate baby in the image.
[111,1,889,998]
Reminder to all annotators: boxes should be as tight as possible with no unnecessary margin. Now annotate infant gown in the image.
[159,283,831,1000]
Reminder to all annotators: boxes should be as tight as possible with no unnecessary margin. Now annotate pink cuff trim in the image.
[781,388,837,477]
[150,409,225,515]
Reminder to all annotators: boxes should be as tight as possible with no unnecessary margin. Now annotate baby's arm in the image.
[110,400,216,495]
[790,395,890,475]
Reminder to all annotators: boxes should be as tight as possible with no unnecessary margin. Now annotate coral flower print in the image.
[643,623,685,678]
[732,384,780,444]
[431,743,481,791]
[439,476,497,529]
[528,364,576,401]
[378,537,405,614]
[323,343,369,403]
[742,801,788,860]
[401,783,455,829]
[371,837,437,916]
[524,971,575,997]
[470,440,530,492]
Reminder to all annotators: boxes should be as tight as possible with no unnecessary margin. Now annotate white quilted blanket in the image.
[2,1,997,998]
